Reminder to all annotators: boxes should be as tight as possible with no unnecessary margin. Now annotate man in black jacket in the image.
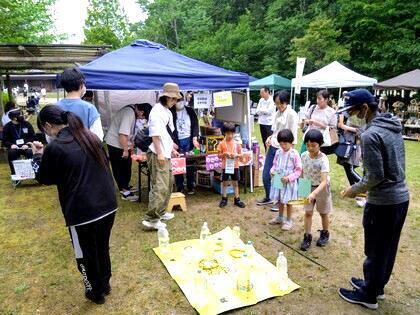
[2,109,35,175]
[170,95,200,194]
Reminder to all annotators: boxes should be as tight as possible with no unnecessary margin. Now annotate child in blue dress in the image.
[268,129,302,230]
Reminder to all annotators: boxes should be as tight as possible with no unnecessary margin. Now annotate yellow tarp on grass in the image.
[153,227,300,315]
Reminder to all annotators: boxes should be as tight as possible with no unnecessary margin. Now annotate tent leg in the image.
[293,90,297,110]
[246,88,253,193]
[289,87,294,106]
[306,89,309,102]
[339,87,342,98]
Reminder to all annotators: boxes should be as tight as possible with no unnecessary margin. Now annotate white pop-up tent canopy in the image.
[291,61,377,88]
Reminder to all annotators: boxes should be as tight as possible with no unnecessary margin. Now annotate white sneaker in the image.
[270,205,279,212]
[161,212,175,221]
[121,191,138,202]
[141,220,166,230]
[355,197,366,208]
[281,220,293,231]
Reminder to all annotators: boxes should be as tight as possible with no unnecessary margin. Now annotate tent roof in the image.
[249,74,291,90]
[374,69,420,90]
[80,40,250,91]
[291,61,377,88]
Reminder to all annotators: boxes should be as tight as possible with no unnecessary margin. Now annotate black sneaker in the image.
[350,277,385,300]
[338,288,378,310]
[187,188,195,195]
[256,197,273,206]
[234,197,246,208]
[85,291,105,304]
[316,230,330,247]
[300,233,312,251]
[219,197,228,208]
[103,283,111,296]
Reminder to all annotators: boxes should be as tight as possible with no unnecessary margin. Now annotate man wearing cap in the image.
[141,83,180,230]
[338,89,410,310]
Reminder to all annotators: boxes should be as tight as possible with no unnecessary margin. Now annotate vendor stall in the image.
[290,61,377,110]
[374,69,420,140]
[80,40,256,196]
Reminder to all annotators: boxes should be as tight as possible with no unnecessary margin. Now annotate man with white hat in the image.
[142,83,181,230]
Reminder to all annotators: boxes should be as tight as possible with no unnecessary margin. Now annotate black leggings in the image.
[343,162,362,185]
[107,145,132,191]
[259,124,273,152]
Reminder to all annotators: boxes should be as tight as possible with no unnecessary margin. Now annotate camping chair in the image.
[11,159,36,188]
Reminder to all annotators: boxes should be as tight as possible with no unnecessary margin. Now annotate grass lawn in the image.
[0,123,419,314]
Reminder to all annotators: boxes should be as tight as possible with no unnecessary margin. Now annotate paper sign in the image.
[238,151,253,167]
[206,154,223,171]
[213,91,233,108]
[171,158,186,175]
[272,173,283,189]
[298,178,312,198]
[225,158,235,174]
[194,93,212,109]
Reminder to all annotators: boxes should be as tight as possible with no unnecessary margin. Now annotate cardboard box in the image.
[253,168,263,187]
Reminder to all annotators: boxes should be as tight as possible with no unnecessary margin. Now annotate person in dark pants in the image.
[30,105,118,305]
[255,86,276,152]
[2,109,35,175]
[105,103,152,201]
[170,94,200,194]
[339,89,410,310]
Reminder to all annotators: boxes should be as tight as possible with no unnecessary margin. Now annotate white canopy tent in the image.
[291,61,377,88]
[291,61,377,107]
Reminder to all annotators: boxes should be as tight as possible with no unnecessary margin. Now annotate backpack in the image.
[134,123,175,152]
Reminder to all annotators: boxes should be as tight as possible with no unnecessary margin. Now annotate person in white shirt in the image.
[142,83,180,230]
[256,86,276,152]
[338,91,348,108]
[256,90,298,206]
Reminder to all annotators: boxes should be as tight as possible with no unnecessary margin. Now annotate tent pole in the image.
[306,89,309,102]
[339,87,342,98]
[290,87,293,106]
[246,88,253,193]
[293,90,297,110]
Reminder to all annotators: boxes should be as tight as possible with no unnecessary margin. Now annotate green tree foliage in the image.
[131,0,419,80]
[84,0,131,49]
[0,0,58,43]
[288,17,350,73]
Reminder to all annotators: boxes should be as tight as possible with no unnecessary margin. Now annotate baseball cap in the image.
[336,89,377,114]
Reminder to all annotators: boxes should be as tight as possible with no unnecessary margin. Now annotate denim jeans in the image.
[262,145,277,200]
[175,137,196,191]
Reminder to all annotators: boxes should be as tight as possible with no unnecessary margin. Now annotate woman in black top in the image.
[30,105,117,304]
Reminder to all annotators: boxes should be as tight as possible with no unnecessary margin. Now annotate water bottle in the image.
[236,253,252,293]
[232,226,240,240]
[276,251,288,290]
[245,241,255,258]
[200,222,210,240]
[157,227,170,251]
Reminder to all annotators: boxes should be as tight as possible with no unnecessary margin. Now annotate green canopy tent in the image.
[249,74,291,91]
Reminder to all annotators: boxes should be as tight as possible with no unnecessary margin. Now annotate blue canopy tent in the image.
[80,40,250,90]
[80,40,254,191]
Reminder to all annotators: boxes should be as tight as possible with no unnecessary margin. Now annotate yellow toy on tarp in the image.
[153,227,300,315]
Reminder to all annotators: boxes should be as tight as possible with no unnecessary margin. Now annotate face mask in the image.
[17,115,24,122]
[138,119,147,124]
[176,102,185,110]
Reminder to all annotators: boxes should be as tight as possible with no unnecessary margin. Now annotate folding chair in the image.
[11,159,36,188]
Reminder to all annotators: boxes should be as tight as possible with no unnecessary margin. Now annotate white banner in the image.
[295,57,306,94]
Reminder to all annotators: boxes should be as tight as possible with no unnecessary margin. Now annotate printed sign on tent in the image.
[194,93,212,109]
[171,158,186,175]
[213,91,233,108]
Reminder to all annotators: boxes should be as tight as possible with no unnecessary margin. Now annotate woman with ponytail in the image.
[29,105,117,305]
